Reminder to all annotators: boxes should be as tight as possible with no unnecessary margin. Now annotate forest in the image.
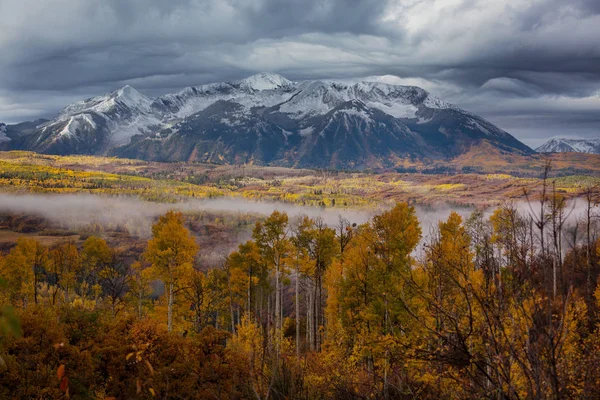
[0,166,599,400]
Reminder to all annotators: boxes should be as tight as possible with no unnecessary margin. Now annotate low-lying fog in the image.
[0,193,474,237]
[0,193,592,248]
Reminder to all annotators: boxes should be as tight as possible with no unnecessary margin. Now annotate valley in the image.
[1,148,597,271]
[2,150,599,208]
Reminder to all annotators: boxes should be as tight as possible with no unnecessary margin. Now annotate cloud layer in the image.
[1,0,599,146]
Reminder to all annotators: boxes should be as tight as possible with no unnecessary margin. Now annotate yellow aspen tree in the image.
[144,211,199,332]
[1,238,48,306]
[253,211,290,348]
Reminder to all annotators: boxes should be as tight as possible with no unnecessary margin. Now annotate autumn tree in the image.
[0,238,48,306]
[325,203,421,396]
[226,240,263,321]
[81,236,112,301]
[144,211,199,332]
[294,216,336,351]
[128,261,153,320]
[49,241,81,304]
[253,211,290,346]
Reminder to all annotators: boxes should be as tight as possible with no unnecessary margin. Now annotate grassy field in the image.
[0,150,599,208]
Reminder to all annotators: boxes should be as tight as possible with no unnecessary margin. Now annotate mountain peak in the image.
[116,84,136,94]
[536,137,600,154]
[113,85,152,109]
[240,72,293,91]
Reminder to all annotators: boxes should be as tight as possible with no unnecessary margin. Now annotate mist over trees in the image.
[0,181,599,399]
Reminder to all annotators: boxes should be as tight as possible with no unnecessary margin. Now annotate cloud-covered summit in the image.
[1,0,599,147]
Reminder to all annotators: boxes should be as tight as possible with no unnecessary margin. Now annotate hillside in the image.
[1,151,598,209]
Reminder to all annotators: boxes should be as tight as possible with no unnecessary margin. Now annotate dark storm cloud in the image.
[0,0,598,145]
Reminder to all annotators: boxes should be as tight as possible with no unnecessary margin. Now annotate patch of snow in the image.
[422,95,454,110]
[468,119,492,136]
[366,101,417,118]
[59,94,111,117]
[240,72,293,91]
[80,114,97,129]
[278,81,344,117]
[58,117,77,138]
[109,113,163,146]
[0,124,9,142]
[54,113,99,140]
[299,127,314,137]
[570,139,600,153]
[220,117,237,127]
[60,85,153,118]
[334,108,372,121]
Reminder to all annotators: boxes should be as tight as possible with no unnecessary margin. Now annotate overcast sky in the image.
[1,0,599,147]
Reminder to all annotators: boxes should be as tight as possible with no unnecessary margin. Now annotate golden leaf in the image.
[144,359,155,375]
[57,364,66,380]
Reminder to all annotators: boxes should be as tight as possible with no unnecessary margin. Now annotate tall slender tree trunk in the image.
[230,297,236,334]
[306,278,311,351]
[296,266,300,358]
[308,279,314,351]
[168,280,174,332]
[138,289,143,319]
[275,260,280,338]
[316,275,321,351]
[247,268,252,316]
[33,272,38,305]
[267,291,271,327]
[586,190,593,298]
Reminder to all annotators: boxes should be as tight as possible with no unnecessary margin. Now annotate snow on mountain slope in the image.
[36,85,163,149]
[0,123,9,142]
[274,80,454,119]
[8,72,532,166]
[153,73,457,123]
[154,73,296,119]
[57,114,97,138]
[59,85,153,117]
[536,138,600,154]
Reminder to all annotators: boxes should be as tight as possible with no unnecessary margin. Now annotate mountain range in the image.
[0,72,534,169]
[536,138,600,155]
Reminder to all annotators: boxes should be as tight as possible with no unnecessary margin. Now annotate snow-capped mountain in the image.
[536,138,600,154]
[1,85,163,154]
[2,72,533,168]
